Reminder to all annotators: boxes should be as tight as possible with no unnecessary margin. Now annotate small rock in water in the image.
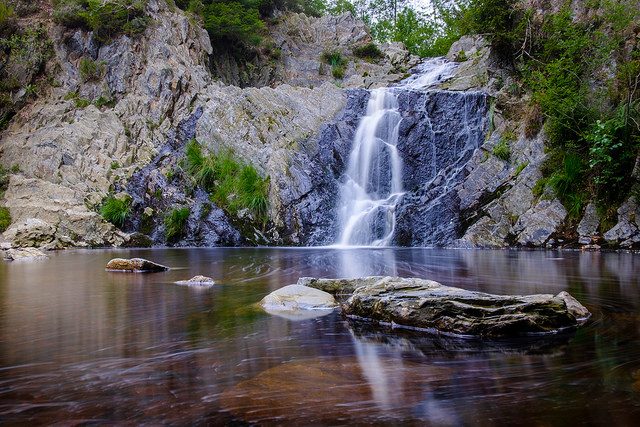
[260,284,338,320]
[105,257,169,272]
[174,275,215,286]
[3,247,49,260]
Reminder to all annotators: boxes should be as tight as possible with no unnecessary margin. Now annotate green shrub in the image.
[321,49,346,80]
[79,58,103,82]
[0,0,17,38]
[53,0,150,43]
[353,43,383,62]
[164,207,190,241]
[100,195,131,228]
[0,206,11,232]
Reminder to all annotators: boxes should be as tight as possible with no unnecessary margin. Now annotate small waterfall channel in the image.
[336,58,457,246]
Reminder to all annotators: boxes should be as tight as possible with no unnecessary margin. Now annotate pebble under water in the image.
[0,247,639,425]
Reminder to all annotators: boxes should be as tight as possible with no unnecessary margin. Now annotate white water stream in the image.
[336,58,456,246]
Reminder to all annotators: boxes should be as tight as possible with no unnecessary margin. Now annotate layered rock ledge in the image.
[297,276,591,337]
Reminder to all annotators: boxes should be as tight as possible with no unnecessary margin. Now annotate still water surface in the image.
[1,247,639,425]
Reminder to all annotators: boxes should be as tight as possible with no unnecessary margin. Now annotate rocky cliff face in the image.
[0,0,416,249]
[1,0,638,250]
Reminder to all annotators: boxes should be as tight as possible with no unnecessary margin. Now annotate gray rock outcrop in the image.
[332,276,590,337]
[3,247,49,260]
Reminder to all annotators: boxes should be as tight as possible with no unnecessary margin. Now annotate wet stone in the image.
[105,258,169,272]
[314,276,590,337]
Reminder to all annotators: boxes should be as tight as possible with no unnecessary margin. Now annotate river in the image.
[1,247,639,425]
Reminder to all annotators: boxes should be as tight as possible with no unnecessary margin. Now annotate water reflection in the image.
[0,248,639,425]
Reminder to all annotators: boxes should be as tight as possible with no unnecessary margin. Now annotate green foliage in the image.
[492,138,510,162]
[184,140,270,220]
[352,43,383,62]
[79,58,104,82]
[321,49,346,79]
[0,206,11,232]
[100,196,131,228]
[520,3,640,209]
[0,0,17,38]
[164,206,190,242]
[75,97,90,108]
[53,0,150,43]
[202,1,264,47]
[547,153,586,219]
[0,165,11,198]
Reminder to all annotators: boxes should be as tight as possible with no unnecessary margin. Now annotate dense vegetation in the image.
[435,0,639,225]
[52,0,151,43]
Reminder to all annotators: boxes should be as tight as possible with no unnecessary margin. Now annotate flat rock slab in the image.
[174,275,215,286]
[106,257,169,272]
[330,276,590,337]
[260,284,338,319]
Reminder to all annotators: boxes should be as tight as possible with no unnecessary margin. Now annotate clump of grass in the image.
[321,49,346,80]
[99,195,131,228]
[0,206,11,232]
[353,43,383,62]
[164,207,190,242]
[184,140,269,220]
[492,138,510,162]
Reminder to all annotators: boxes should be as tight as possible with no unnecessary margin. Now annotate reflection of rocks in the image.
[347,318,574,356]
[260,284,338,320]
[174,275,215,286]
[219,356,452,426]
[311,276,589,337]
[105,257,169,272]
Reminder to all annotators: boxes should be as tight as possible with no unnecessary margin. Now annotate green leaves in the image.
[203,1,264,46]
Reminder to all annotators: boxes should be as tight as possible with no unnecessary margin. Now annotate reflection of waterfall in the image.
[338,248,398,278]
[337,88,403,246]
[336,58,458,247]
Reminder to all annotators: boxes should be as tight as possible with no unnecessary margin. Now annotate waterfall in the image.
[336,58,457,247]
[337,88,403,246]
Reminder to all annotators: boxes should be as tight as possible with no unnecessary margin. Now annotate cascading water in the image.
[336,58,458,246]
[337,88,403,246]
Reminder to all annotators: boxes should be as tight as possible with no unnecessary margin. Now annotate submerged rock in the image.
[174,275,215,286]
[3,247,49,260]
[260,284,338,319]
[317,276,589,337]
[105,258,169,272]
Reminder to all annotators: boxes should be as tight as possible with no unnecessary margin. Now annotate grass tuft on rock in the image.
[0,206,11,232]
[100,196,131,229]
[164,207,190,242]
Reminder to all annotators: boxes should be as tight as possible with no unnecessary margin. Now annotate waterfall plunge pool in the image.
[1,247,639,425]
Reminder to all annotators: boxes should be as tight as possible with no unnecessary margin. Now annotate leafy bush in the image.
[164,207,190,242]
[0,0,17,38]
[202,1,264,47]
[0,206,11,232]
[353,43,383,62]
[79,58,103,82]
[100,195,131,228]
[321,49,346,80]
[53,0,150,43]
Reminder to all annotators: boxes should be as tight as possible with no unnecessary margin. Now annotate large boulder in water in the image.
[328,276,590,337]
[105,258,169,272]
